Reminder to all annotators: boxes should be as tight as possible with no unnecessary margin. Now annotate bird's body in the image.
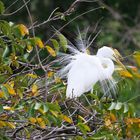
[66,53,100,98]
[65,51,115,98]
[58,34,123,99]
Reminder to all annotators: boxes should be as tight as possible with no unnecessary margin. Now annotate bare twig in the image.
[4,0,20,12]
[3,0,30,16]
[30,0,98,29]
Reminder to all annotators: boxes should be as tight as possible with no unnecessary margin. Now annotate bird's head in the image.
[97,46,125,69]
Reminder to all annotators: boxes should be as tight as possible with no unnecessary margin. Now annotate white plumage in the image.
[57,33,123,99]
[66,47,116,98]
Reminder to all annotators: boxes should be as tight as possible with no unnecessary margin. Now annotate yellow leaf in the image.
[18,24,29,36]
[29,117,36,124]
[46,45,56,57]
[40,122,46,129]
[4,84,16,95]
[55,77,61,83]
[36,118,46,129]
[126,130,132,138]
[27,73,38,78]
[35,38,44,48]
[133,51,140,67]
[8,87,16,95]
[109,113,117,122]
[36,117,43,123]
[134,72,140,78]
[50,110,58,117]
[105,119,111,127]
[17,89,23,99]
[26,45,33,53]
[10,54,18,61]
[47,71,54,78]
[0,91,4,98]
[7,122,16,129]
[32,84,38,93]
[78,115,86,122]
[0,121,6,128]
[3,106,13,111]
[61,114,73,124]
[119,70,133,78]
[126,118,140,124]
[9,81,14,87]
[0,114,8,120]
[38,108,45,115]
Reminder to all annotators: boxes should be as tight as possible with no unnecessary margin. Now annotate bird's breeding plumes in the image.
[57,32,124,99]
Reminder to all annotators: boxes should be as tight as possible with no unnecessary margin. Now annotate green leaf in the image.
[47,114,58,125]
[0,1,5,14]
[57,33,67,52]
[1,85,9,99]
[0,20,11,35]
[91,135,106,139]
[91,131,112,139]
[108,102,116,110]
[2,46,10,58]
[133,51,140,67]
[3,65,13,74]
[74,136,84,140]
[23,53,29,60]
[28,104,35,117]
[77,123,90,135]
[17,89,23,99]
[43,104,49,113]
[61,15,66,21]
[46,102,61,112]
[50,39,59,52]
[0,104,3,114]
[34,102,42,110]
[123,103,129,113]
[0,38,5,47]
[88,93,99,100]
[12,25,22,38]
[115,102,122,110]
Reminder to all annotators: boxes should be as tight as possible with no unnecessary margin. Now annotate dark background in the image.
[3,0,140,57]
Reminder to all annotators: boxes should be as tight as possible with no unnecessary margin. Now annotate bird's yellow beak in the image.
[113,49,126,70]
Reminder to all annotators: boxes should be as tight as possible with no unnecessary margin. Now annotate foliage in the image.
[0,0,140,139]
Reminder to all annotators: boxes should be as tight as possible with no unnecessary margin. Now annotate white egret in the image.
[57,35,124,99]
[65,47,116,98]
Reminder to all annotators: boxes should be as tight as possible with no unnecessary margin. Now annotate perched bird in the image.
[58,34,124,99]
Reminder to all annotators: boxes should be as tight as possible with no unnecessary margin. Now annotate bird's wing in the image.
[66,59,99,98]
[96,58,117,98]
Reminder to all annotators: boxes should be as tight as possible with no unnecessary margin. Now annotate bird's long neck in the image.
[99,58,115,79]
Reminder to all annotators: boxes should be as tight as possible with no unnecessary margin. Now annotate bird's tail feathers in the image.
[100,77,118,99]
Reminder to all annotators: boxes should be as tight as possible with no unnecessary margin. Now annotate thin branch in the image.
[3,0,30,16]
[12,124,30,138]
[30,0,98,29]
[4,0,20,12]
[44,6,102,45]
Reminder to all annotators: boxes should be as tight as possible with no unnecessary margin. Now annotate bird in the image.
[57,34,124,99]
[64,46,120,98]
